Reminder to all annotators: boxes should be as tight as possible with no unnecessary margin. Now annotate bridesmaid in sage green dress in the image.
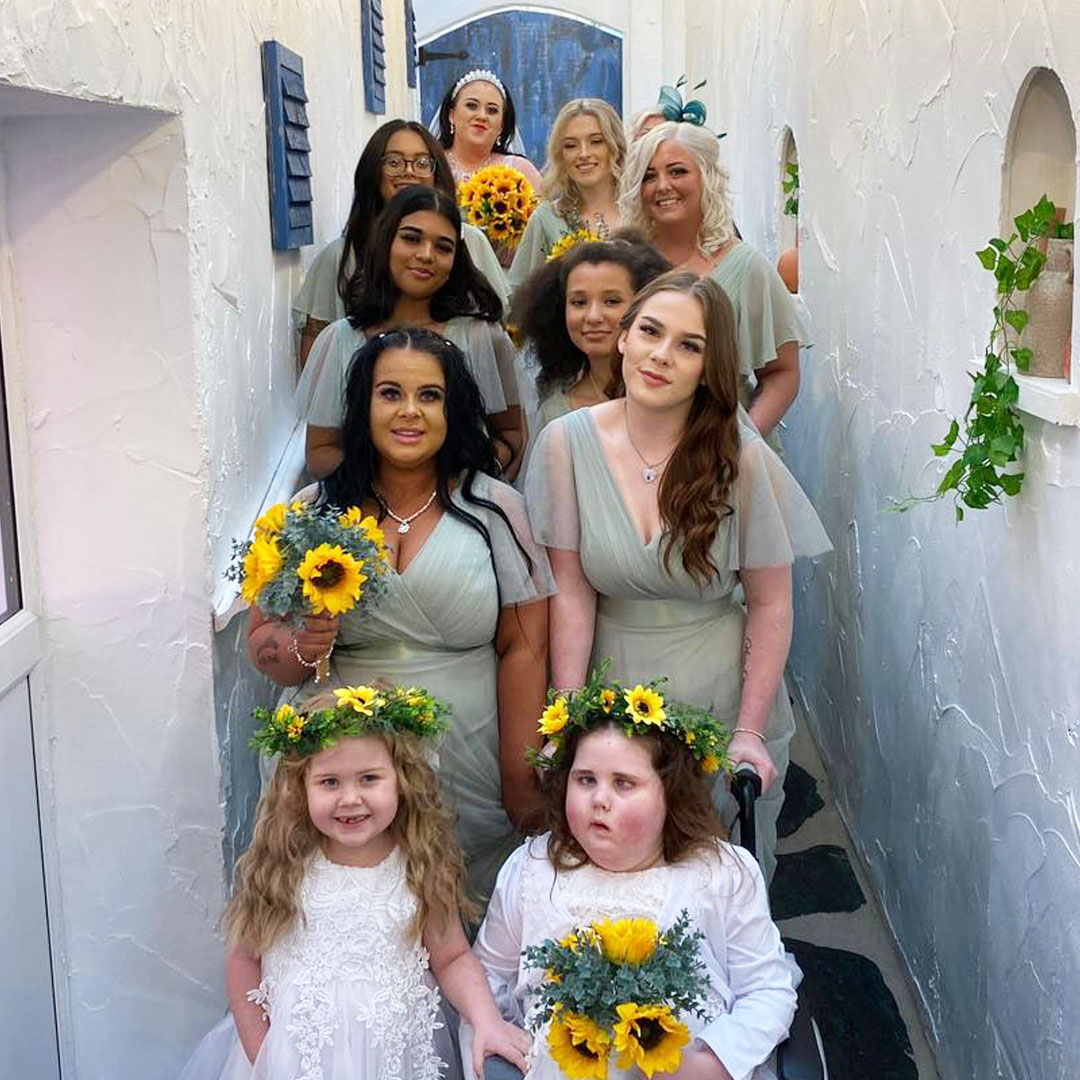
[525,272,829,882]
[618,119,808,443]
[250,329,553,905]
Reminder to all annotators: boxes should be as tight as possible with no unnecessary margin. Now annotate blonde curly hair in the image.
[225,696,470,955]
[617,121,735,258]
[541,98,626,218]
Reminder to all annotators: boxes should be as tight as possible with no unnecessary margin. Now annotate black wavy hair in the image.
[319,327,530,584]
[348,187,504,330]
[511,234,670,399]
[336,120,459,311]
[435,75,518,155]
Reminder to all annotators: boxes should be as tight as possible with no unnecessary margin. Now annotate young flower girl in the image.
[179,686,530,1080]
[470,672,798,1080]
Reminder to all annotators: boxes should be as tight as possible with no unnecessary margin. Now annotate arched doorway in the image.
[419,8,622,166]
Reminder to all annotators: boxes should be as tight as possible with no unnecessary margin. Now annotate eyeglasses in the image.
[380,153,437,177]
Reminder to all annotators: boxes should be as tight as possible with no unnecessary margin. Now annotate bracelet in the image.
[289,637,334,670]
[732,727,767,743]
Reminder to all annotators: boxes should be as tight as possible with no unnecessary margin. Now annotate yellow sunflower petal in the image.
[297,544,366,616]
[548,1013,611,1080]
[594,917,659,965]
[613,1003,690,1078]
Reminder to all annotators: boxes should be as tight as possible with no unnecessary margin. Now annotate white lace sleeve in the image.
[522,417,580,551]
[732,421,832,569]
[472,474,555,605]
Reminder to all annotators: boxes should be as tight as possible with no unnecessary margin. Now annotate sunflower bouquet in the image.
[529,662,732,777]
[457,164,538,251]
[524,911,711,1079]
[545,227,604,262]
[225,501,389,681]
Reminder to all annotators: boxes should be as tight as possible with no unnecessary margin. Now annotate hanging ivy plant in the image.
[782,162,799,217]
[899,195,1070,521]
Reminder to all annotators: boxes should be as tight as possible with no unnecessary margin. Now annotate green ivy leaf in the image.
[1058,221,1075,240]
[1014,209,1034,242]
[955,505,964,522]
[931,419,960,456]
[977,246,997,270]
[1010,347,1032,372]
[1014,247,1046,290]
[988,238,1008,253]
[998,472,1024,496]
[1004,309,1029,334]
[937,459,965,495]
[1000,376,1020,404]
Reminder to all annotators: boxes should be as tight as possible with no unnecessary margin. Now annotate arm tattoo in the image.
[742,636,752,681]
[254,627,288,671]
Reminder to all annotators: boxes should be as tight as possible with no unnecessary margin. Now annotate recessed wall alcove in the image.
[1001,67,1079,424]
[777,128,799,295]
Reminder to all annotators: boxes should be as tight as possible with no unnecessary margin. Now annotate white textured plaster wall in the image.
[0,2,412,1076]
[685,2,1080,1078]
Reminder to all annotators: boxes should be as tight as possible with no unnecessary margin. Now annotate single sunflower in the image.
[613,1003,690,1078]
[297,544,366,616]
[333,685,382,716]
[241,534,284,604]
[595,916,659,965]
[548,1012,611,1080]
[624,685,666,726]
[539,697,571,736]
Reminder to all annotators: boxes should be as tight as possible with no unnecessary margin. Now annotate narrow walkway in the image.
[772,719,939,1080]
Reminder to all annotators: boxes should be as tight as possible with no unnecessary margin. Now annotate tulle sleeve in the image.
[508,202,564,291]
[294,237,347,323]
[736,249,812,375]
[474,473,556,605]
[522,416,581,551]
[732,419,832,569]
[295,318,364,426]
[462,222,510,307]
[447,319,510,415]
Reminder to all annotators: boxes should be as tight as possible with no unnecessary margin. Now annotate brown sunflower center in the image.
[635,701,649,715]
[311,560,345,587]
[573,1041,600,1062]
[636,1018,666,1051]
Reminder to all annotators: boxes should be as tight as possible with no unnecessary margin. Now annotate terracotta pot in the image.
[1024,238,1073,378]
[777,245,798,294]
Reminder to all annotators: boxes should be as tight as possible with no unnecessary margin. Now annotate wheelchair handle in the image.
[730,761,762,859]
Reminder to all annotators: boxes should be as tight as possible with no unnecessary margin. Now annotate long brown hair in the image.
[618,271,741,585]
[225,706,470,955]
[544,722,726,872]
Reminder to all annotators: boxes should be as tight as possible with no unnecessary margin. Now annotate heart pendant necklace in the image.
[377,488,438,534]
[624,405,676,484]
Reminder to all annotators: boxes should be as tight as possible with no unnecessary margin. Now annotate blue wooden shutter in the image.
[404,0,417,89]
[261,40,314,249]
[361,0,387,113]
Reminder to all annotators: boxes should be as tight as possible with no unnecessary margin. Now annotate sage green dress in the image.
[507,201,570,292]
[524,407,831,882]
[283,475,555,905]
[299,315,520,428]
[710,242,810,450]
[294,228,509,321]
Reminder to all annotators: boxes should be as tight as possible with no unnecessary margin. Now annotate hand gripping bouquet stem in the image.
[226,501,390,682]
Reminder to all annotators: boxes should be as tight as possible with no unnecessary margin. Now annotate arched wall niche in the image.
[775,127,799,295]
[1000,67,1077,398]
[779,127,799,251]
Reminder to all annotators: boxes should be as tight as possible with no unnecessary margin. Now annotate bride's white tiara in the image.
[452,68,506,100]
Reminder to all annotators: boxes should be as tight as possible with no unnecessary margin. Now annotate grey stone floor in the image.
[776,716,940,1080]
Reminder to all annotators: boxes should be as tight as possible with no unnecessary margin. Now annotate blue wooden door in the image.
[420,10,622,167]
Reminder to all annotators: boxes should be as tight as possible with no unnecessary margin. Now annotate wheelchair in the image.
[483,763,828,1080]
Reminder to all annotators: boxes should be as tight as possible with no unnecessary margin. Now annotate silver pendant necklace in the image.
[377,489,437,534]
[623,406,676,484]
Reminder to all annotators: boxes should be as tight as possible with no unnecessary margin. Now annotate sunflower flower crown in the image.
[251,684,449,758]
[523,911,711,1079]
[530,662,731,775]
[457,164,538,250]
[225,501,389,620]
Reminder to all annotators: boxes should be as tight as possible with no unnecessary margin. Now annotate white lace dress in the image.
[178,849,458,1080]
[468,835,797,1080]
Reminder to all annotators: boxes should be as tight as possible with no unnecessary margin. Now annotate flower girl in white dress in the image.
[468,673,797,1080]
[179,687,530,1080]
